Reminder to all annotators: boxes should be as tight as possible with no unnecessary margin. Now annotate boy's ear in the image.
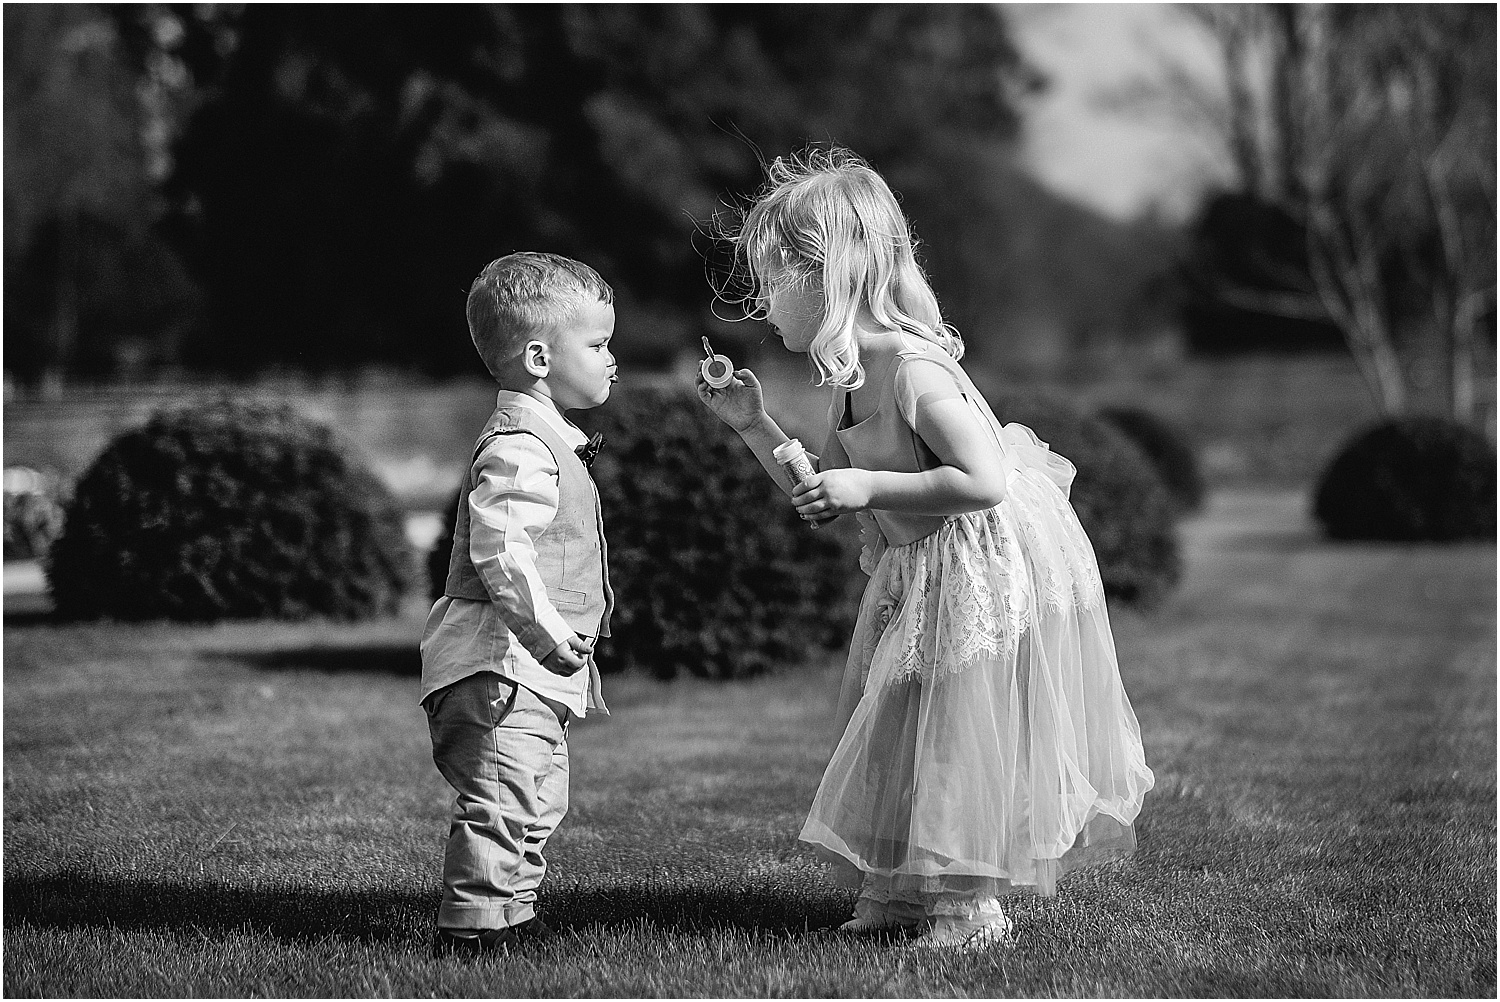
[521,339,550,378]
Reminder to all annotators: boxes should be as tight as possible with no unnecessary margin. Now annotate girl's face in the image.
[764,276,824,353]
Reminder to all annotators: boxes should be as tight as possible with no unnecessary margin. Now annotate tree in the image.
[1161,5,1495,422]
[3,4,207,386]
[140,4,1039,374]
[4,5,146,382]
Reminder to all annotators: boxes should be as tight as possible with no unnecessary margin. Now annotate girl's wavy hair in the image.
[712,147,962,389]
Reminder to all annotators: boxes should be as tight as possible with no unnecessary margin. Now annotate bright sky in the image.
[1007,2,1236,222]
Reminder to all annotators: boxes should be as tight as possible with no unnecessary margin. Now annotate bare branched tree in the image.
[1137,4,1495,422]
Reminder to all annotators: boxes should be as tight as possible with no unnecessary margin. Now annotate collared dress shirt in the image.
[419,390,608,717]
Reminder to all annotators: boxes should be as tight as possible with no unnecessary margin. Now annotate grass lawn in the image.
[4,489,1495,997]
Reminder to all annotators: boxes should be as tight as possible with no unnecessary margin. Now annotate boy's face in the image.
[540,298,617,410]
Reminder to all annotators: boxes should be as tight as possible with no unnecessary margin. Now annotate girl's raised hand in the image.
[695,367,767,433]
[792,468,874,521]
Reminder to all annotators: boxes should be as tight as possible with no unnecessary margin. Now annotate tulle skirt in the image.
[799,464,1155,901]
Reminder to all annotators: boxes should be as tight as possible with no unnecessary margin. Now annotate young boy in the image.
[421,251,617,956]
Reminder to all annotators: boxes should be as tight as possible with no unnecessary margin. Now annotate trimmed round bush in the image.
[989,392,1182,606]
[428,382,861,679]
[49,399,413,621]
[1097,405,1206,513]
[589,385,862,679]
[1313,417,1496,541]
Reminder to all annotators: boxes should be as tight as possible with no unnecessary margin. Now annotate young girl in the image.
[697,148,1154,950]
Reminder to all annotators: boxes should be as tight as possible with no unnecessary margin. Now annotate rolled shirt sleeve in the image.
[468,434,576,662]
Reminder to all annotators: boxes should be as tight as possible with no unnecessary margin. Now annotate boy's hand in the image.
[793,469,873,521]
[541,635,594,676]
[695,367,767,434]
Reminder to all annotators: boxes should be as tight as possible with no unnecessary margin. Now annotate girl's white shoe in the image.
[909,911,1014,950]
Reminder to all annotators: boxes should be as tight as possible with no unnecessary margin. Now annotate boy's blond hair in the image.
[466,252,614,375]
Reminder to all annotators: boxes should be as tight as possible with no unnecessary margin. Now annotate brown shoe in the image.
[433,925,516,958]
[510,916,557,943]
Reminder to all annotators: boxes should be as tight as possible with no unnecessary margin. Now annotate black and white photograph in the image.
[3,3,1495,997]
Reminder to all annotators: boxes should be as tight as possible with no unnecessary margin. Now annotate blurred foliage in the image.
[1176,5,1495,422]
[47,399,414,621]
[988,393,1182,606]
[3,6,148,255]
[1180,193,1345,354]
[4,4,1188,387]
[907,149,1183,373]
[426,383,861,679]
[2,5,204,380]
[585,385,862,679]
[5,4,1054,381]
[1097,404,1205,514]
[5,212,204,381]
[1313,417,1497,543]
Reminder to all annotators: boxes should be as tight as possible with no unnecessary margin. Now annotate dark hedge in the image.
[48,399,413,621]
[1313,417,1496,542]
[428,383,861,679]
[989,392,1182,606]
[1098,405,1206,513]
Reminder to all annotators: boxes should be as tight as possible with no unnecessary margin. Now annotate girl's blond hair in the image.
[715,147,962,389]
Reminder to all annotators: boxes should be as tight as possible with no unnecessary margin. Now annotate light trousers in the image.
[424,671,570,930]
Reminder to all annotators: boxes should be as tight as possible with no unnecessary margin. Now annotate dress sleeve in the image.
[893,357,966,431]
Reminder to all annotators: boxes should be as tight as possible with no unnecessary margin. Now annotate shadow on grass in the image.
[207,643,422,676]
[2,607,62,628]
[4,871,850,946]
[5,873,432,945]
[547,881,853,937]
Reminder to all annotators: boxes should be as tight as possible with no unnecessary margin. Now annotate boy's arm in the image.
[468,434,579,665]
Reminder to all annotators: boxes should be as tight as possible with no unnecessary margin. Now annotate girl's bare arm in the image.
[792,394,1007,518]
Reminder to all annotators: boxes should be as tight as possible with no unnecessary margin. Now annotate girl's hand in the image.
[792,468,874,520]
[695,367,767,434]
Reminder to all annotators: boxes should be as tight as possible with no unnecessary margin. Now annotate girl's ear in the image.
[522,339,550,378]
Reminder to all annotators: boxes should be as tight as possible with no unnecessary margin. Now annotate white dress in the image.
[798,339,1154,916]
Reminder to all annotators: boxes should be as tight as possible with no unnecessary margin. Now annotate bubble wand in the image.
[700,337,734,389]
